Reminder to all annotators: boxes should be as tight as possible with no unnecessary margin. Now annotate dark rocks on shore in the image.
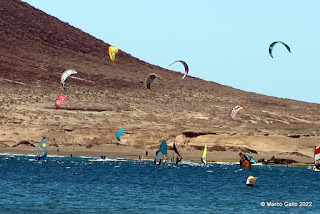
[228,146,258,154]
[12,140,35,147]
[259,156,298,165]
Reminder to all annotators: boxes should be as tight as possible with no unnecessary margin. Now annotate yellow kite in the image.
[109,46,119,63]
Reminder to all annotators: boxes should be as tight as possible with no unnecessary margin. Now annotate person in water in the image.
[37,155,41,160]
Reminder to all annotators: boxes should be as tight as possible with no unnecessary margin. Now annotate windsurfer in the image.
[239,152,244,168]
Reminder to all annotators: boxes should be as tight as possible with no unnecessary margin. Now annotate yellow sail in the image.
[202,144,207,159]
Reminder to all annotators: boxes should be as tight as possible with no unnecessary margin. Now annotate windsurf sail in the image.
[201,144,207,165]
[154,140,167,165]
[246,153,257,164]
[314,147,320,170]
[35,137,48,160]
[239,152,256,169]
[172,142,182,165]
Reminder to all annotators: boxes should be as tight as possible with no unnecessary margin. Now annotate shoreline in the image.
[0,146,314,166]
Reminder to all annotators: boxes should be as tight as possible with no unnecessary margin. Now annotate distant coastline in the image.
[0,145,314,166]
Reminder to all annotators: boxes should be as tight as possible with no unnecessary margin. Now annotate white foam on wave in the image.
[0,153,34,157]
[88,158,128,162]
[213,162,238,165]
[179,161,202,166]
[78,156,94,159]
[47,155,67,158]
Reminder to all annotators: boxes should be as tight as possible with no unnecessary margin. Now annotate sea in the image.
[0,154,318,214]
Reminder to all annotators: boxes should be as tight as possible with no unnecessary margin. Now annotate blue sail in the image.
[35,137,48,160]
[159,140,167,155]
[246,153,257,164]
[154,140,167,165]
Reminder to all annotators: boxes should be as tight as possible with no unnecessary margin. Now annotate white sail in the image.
[313,147,320,171]
[315,147,320,165]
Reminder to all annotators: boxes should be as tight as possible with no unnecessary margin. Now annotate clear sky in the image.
[23,0,320,103]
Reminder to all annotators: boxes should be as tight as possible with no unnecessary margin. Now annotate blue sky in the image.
[24,0,320,103]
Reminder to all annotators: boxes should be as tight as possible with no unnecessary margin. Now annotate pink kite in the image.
[55,95,68,109]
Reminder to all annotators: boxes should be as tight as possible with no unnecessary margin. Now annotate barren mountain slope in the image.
[1,0,319,160]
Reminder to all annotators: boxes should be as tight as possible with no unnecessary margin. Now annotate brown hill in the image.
[0,0,319,162]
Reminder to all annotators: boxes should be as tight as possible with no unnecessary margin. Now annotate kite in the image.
[116,129,126,141]
[61,69,78,90]
[55,95,68,109]
[109,46,119,63]
[145,73,162,90]
[169,60,189,79]
[230,106,245,120]
[269,41,291,58]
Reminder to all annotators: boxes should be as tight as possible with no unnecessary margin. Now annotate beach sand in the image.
[0,142,314,164]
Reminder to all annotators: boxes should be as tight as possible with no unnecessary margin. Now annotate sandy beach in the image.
[0,142,314,165]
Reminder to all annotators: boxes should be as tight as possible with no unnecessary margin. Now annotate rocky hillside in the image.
[0,0,319,158]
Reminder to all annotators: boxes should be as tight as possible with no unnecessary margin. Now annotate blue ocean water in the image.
[0,155,318,214]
